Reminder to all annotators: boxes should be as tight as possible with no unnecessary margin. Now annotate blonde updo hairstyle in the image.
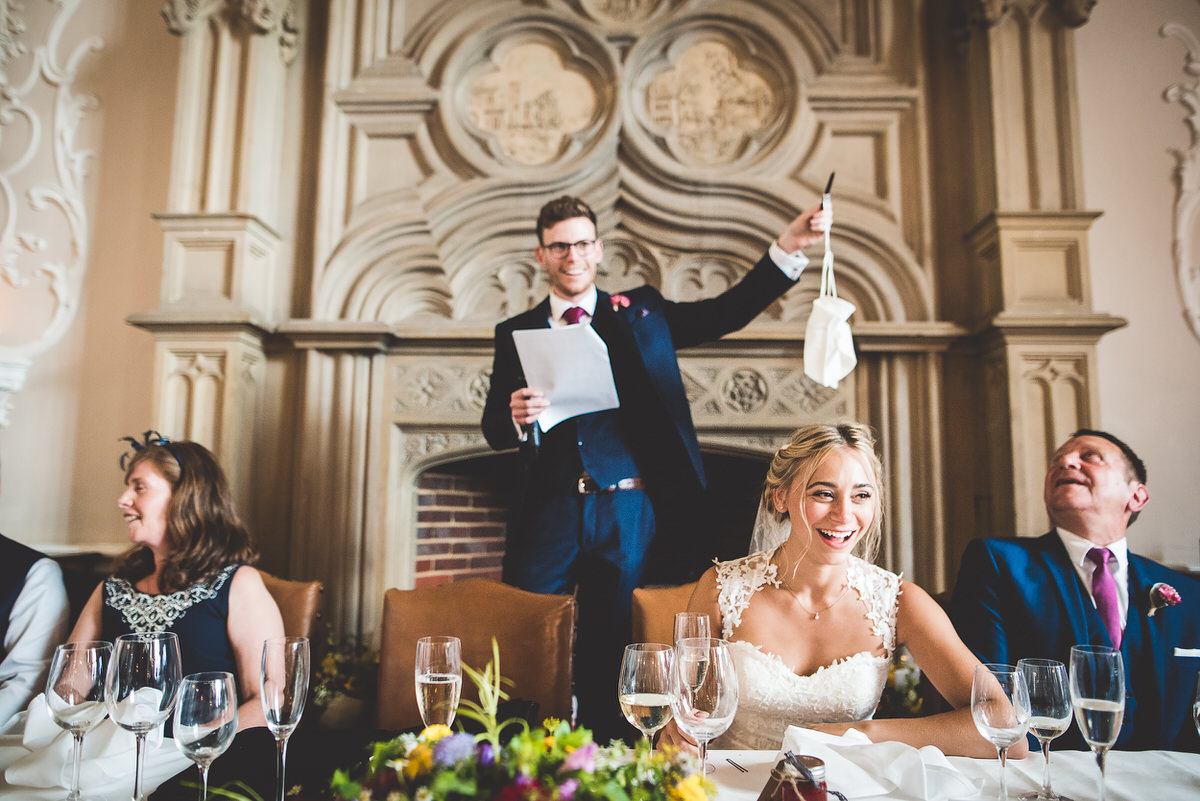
[760,422,885,563]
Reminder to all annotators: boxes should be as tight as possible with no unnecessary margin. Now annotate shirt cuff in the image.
[768,240,810,281]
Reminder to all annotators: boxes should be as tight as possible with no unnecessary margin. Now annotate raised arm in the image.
[226,566,285,730]
[811,580,1027,758]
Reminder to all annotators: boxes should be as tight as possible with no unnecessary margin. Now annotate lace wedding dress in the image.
[712,550,900,750]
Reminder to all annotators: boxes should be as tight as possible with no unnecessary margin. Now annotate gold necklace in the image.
[778,564,852,620]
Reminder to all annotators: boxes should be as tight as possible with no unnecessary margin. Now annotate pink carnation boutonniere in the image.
[1148,582,1182,617]
[610,294,631,312]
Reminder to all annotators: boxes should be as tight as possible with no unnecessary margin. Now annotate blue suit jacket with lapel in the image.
[950,532,1200,752]
[481,251,796,574]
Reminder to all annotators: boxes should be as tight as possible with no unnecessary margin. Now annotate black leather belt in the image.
[577,474,645,494]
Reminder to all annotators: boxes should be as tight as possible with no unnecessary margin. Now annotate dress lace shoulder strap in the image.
[846,556,901,657]
[715,550,779,640]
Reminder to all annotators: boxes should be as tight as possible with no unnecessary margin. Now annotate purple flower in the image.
[1148,582,1182,617]
[476,741,496,766]
[559,778,579,800]
[560,742,597,774]
[433,732,476,767]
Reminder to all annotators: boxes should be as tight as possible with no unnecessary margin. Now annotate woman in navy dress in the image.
[69,437,284,730]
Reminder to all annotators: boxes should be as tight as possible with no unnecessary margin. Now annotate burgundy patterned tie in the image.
[562,306,586,325]
[1087,547,1123,650]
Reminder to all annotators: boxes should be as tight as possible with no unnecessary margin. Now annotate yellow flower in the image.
[543,717,562,729]
[420,724,453,742]
[543,735,555,749]
[669,774,708,801]
[403,744,433,780]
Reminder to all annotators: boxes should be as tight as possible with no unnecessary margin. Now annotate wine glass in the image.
[46,641,112,801]
[1193,667,1199,736]
[174,672,238,801]
[414,635,462,728]
[672,612,710,644]
[106,632,183,801]
[260,636,310,801]
[670,637,737,775]
[971,664,1030,800]
[617,643,673,746]
[1017,658,1074,801]
[1069,644,1124,801]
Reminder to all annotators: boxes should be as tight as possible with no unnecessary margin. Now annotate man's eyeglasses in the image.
[542,239,596,258]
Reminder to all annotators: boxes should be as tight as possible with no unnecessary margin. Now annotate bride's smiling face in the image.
[775,449,877,559]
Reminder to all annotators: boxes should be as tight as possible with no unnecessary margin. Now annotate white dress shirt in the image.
[0,557,71,730]
[1056,527,1129,628]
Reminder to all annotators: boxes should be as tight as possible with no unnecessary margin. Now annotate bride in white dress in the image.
[659,423,1023,758]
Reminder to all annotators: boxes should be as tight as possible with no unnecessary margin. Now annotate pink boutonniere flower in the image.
[1148,582,1182,617]
[610,294,631,312]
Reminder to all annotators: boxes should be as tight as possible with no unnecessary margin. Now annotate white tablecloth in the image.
[709,748,1200,801]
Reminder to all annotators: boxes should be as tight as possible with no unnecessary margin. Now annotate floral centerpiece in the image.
[314,632,381,711]
[329,641,711,801]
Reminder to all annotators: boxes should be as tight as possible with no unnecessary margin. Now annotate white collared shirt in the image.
[547,287,598,327]
[1056,527,1129,626]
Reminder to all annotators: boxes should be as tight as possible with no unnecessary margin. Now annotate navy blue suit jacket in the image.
[481,252,795,578]
[950,532,1200,752]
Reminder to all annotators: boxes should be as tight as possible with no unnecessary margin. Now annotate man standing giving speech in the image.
[481,195,831,736]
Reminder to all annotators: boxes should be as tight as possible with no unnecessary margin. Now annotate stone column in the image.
[936,0,1124,557]
[129,1,299,512]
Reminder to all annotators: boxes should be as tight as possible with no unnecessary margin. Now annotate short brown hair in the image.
[114,440,257,591]
[535,196,596,245]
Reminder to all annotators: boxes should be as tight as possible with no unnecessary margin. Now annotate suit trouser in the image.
[503,487,655,741]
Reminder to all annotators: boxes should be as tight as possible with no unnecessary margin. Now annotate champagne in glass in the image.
[1069,645,1124,801]
[106,632,183,801]
[415,635,461,728]
[617,643,673,745]
[1017,658,1074,801]
[46,641,112,801]
[971,664,1031,801]
[174,672,238,801]
[670,637,738,775]
[261,637,309,801]
[672,612,710,644]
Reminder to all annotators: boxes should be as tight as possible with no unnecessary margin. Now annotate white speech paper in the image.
[512,325,620,431]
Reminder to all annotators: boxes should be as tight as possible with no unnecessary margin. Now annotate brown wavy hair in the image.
[113,440,257,592]
[760,422,885,563]
[535,195,597,244]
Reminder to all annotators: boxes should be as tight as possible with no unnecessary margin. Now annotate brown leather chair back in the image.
[260,573,324,641]
[631,582,699,645]
[376,578,576,730]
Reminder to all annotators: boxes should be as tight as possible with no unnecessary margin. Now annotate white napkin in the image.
[778,726,983,801]
[2,693,189,791]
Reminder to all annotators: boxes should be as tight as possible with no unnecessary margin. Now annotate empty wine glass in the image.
[46,641,112,801]
[174,672,238,801]
[106,632,183,801]
[1069,644,1124,801]
[671,637,737,775]
[672,612,710,644]
[261,636,309,801]
[617,643,673,746]
[415,635,462,727]
[1193,667,1199,736]
[971,664,1030,800]
[1017,658,1074,801]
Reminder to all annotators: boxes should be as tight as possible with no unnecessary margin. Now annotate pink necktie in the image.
[1087,547,1122,650]
[562,306,586,325]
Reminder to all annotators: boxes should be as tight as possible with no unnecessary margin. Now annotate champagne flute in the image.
[1069,644,1124,801]
[671,637,737,775]
[617,643,673,746]
[260,636,309,801]
[1017,659,1074,801]
[672,612,710,644]
[971,664,1031,801]
[46,641,112,801]
[106,632,183,801]
[174,672,238,801]
[415,635,462,727]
